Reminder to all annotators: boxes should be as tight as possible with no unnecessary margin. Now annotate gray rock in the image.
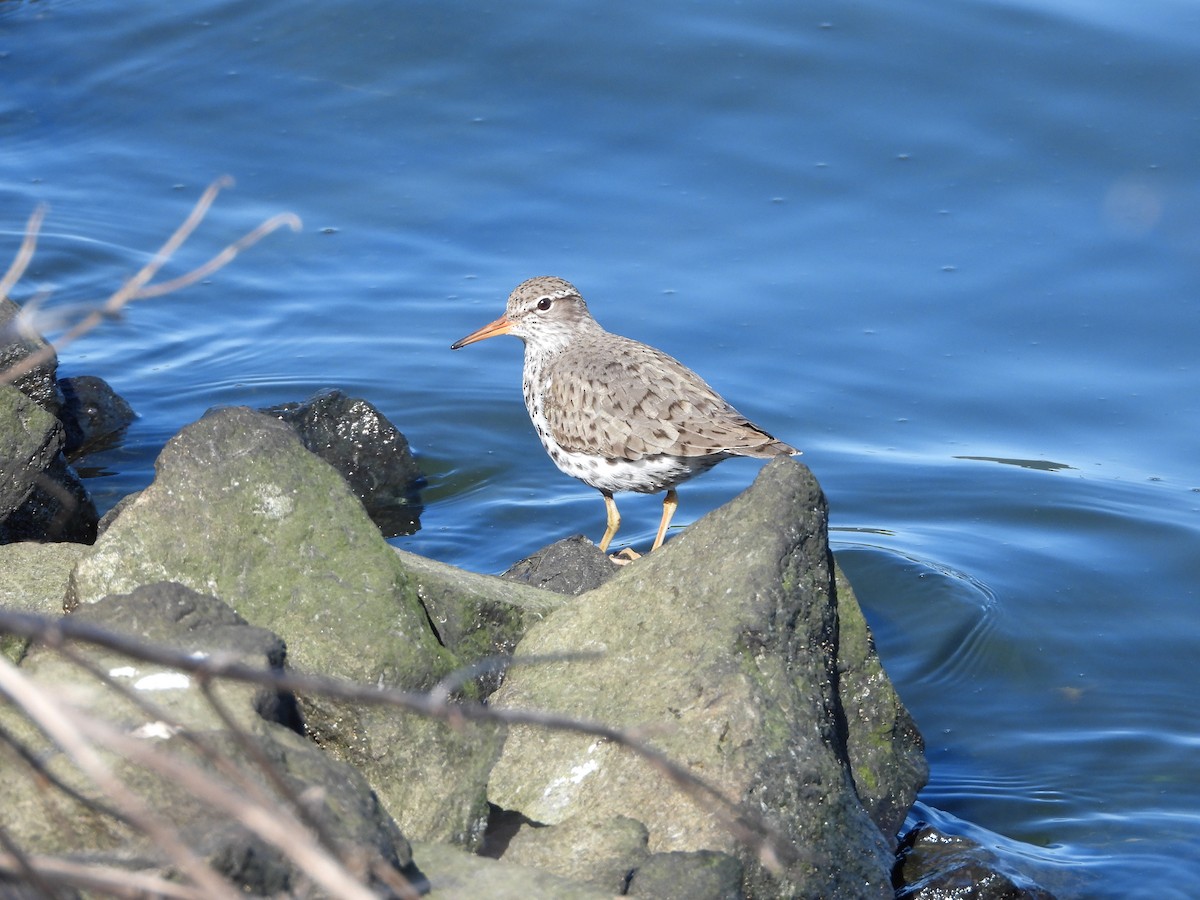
[0,541,87,662]
[487,457,919,899]
[0,582,416,895]
[628,850,744,899]
[503,813,649,891]
[64,407,515,845]
[410,840,615,899]
[502,533,617,596]
[394,546,567,696]
[264,389,424,538]
[836,564,929,840]
[58,374,136,459]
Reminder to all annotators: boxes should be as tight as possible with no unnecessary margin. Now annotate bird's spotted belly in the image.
[540,438,723,494]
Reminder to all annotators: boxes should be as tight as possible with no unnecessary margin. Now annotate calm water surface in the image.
[4,1,1199,896]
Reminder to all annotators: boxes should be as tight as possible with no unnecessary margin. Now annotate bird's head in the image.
[451,276,600,354]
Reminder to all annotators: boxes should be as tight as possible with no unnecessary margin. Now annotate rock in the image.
[0,541,87,661]
[896,820,1059,899]
[627,850,744,899]
[0,582,417,895]
[263,389,424,538]
[486,457,922,899]
[503,814,649,891]
[502,534,617,596]
[393,546,567,696]
[64,407,517,845]
[58,374,136,459]
[0,452,98,544]
[836,564,929,840]
[0,383,63,525]
[0,296,62,415]
[410,840,615,899]
[1,383,95,543]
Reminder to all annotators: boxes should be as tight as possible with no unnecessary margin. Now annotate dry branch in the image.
[1,178,302,388]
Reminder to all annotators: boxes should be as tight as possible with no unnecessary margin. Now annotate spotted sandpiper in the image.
[451,276,799,557]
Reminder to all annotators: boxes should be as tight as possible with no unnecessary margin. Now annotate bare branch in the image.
[132,211,302,300]
[0,654,245,900]
[0,179,301,387]
[0,851,211,899]
[0,608,795,872]
[0,205,45,303]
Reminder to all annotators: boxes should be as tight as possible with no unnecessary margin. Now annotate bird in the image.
[451,276,799,558]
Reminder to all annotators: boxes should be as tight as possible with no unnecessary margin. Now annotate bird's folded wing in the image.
[545,338,779,460]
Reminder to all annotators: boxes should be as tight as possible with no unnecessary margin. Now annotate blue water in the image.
[4,1,1199,896]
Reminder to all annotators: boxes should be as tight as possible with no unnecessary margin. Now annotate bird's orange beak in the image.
[451,314,513,350]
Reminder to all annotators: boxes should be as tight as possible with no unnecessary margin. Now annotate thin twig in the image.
[0,655,244,900]
[0,608,794,871]
[0,204,44,303]
[0,179,301,387]
[0,851,211,899]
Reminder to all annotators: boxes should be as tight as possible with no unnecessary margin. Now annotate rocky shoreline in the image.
[0,306,1056,897]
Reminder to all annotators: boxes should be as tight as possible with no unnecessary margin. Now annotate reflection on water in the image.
[954,456,1075,473]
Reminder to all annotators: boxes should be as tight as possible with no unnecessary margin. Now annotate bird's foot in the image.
[609,547,642,565]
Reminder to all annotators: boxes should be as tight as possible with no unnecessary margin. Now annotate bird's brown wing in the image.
[544,336,794,460]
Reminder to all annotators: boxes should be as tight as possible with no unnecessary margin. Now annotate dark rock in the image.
[263,389,424,538]
[0,383,64,530]
[58,374,136,459]
[0,452,97,544]
[502,534,617,596]
[0,296,62,415]
[895,820,1059,900]
[628,850,744,899]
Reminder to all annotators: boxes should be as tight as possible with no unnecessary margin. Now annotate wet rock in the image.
[1,313,100,544]
[0,296,62,415]
[58,374,136,459]
[895,820,1059,899]
[0,452,97,544]
[502,533,617,596]
[0,383,64,531]
[487,457,922,899]
[836,564,929,841]
[263,389,424,538]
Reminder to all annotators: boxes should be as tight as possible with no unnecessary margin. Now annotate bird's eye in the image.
[537,297,552,311]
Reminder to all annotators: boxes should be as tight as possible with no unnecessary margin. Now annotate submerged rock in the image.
[58,374,136,460]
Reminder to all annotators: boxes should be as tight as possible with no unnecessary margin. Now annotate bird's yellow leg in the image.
[598,491,620,554]
[651,488,678,552]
